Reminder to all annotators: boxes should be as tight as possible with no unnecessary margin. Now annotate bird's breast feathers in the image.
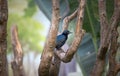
[56,34,67,49]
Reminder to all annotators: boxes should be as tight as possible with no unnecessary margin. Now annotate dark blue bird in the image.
[55,30,71,50]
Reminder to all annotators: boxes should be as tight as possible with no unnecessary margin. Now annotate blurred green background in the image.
[8,0,46,53]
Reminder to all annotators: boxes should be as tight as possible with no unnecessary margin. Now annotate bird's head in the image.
[62,30,71,35]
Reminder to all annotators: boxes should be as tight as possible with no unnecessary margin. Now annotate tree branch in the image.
[11,25,25,76]
[49,6,78,76]
[62,9,78,31]
[107,0,120,75]
[49,1,85,74]
[97,0,109,59]
[38,0,60,76]
[110,0,120,29]
[49,53,61,76]
[91,0,120,76]
[55,0,86,63]
[91,0,109,75]
[107,28,119,76]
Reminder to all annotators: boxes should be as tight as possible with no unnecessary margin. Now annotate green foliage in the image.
[24,0,37,17]
[83,0,100,51]
[67,0,99,51]
[106,0,114,20]
[7,14,45,52]
[67,0,115,75]
[68,0,114,51]
[68,0,79,14]
[7,0,45,52]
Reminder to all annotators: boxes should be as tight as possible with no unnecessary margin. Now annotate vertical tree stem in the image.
[38,0,60,76]
[0,0,8,76]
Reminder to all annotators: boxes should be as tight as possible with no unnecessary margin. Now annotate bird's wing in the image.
[56,35,66,46]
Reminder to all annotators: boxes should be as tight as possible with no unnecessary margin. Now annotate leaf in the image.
[76,33,98,76]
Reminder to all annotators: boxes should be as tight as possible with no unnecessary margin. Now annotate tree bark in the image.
[49,54,61,76]
[62,9,78,31]
[91,0,109,76]
[0,0,8,76]
[49,8,78,76]
[107,0,120,75]
[38,0,60,76]
[91,0,120,76]
[55,0,86,63]
[39,0,86,75]
[11,25,25,76]
[49,0,86,75]
[107,28,119,76]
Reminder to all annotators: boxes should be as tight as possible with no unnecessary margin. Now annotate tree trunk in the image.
[11,25,25,76]
[38,0,60,76]
[91,0,120,76]
[0,0,8,76]
[38,0,86,76]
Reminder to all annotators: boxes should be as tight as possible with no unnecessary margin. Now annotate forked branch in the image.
[107,0,120,75]
[55,0,86,63]
[49,5,79,76]
[62,9,78,31]
[91,0,120,76]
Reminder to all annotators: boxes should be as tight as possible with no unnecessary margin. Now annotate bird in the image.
[55,30,71,50]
